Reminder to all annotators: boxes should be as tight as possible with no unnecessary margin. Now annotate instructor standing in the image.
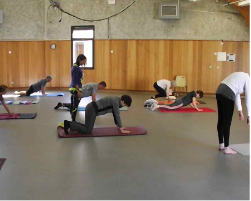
[216,72,250,155]
[70,54,86,121]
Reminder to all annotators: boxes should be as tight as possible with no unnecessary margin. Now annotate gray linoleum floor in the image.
[0,90,249,200]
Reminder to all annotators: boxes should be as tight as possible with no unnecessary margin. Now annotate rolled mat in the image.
[57,126,147,138]
[0,158,6,170]
[159,107,216,113]
[30,93,64,97]
[0,113,37,120]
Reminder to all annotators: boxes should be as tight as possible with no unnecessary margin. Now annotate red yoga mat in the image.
[159,107,216,113]
[58,126,147,138]
[0,158,6,170]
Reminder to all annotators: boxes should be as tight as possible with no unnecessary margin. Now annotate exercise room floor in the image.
[0,90,249,200]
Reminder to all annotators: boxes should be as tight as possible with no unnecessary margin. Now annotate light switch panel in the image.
[108,0,115,4]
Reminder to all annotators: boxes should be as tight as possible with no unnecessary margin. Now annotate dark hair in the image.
[75,54,86,66]
[196,90,204,98]
[99,81,107,87]
[0,85,8,92]
[121,95,132,107]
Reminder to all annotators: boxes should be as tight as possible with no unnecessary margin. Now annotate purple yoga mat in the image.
[0,113,20,119]
[0,158,6,170]
[58,126,147,138]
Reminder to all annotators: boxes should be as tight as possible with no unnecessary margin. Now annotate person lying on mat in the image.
[0,85,14,116]
[150,90,204,111]
[54,81,107,109]
[63,95,132,135]
[152,79,176,100]
[13,76,53,96]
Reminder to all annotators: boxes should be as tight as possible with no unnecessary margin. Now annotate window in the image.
[71,25,95,69]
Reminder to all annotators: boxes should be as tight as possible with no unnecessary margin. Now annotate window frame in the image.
[71,25,95,70]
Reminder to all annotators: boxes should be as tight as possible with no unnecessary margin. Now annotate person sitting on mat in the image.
[13,76,53,96]
[152,79,176,100]
[69,54,86,121]
[0,85,14,116]
[54,81,107,110]
[63,95,132,135]
[216,72,250,155]
[150,90,204,111]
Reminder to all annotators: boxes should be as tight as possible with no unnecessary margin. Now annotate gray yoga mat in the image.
[230,143,250,156]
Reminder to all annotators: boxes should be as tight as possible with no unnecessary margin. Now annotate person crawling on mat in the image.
[13,75,53,96]
[63,95,132,135]
[54,81,107,110]
[147,90,204,112]
[0,85,14,116]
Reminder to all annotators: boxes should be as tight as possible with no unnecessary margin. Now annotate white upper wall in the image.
[0,0,249,41]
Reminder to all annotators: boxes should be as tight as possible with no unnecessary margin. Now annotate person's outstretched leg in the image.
[216,94,224,150]
[151,99,183,111]
[222,96,235,154]
[71,91,81,121]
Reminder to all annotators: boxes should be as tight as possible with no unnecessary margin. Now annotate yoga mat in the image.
[2,95,20,98]
[77,106,128,111]
[0,113,37,120]
[230,143,250,156]
[0,100,38,105]
[30,93,64,97]
[159,107,216,113]
[0,158,6,170]
[57,126,147,138]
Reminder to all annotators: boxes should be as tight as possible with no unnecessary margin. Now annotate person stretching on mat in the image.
[216,72,250,155]
[0,85,14,116]
[150,90,204,111]
[54,81,107,109]
[13,76,53,96]
[152,79,176,99]
[63,95,132,135]
[69,54,86,121]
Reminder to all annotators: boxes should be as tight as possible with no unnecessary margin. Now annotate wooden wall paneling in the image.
[0,42,9,86]
[95,40,110,87]
[126,40,137,90]
[45,41,60,87]
[137,40,150,91]
[148,40,159,91]
[58,41,71,87]
[26,42,45,87]
[109,40,128,90]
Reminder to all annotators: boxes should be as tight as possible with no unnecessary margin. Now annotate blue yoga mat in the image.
[30,93,64,97]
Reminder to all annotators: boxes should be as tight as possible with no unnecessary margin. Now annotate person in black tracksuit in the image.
[69,54,86,121]
[64,95,132,135]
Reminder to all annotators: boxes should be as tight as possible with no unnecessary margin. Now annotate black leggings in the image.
[154,82,166,98]
[26,85,34,96]
[69,102,96,134]
[70,90,82,121]
[216,94,235,147]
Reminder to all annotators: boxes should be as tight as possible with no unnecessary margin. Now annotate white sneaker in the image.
[144,99,158,105]
[151,103,158,111]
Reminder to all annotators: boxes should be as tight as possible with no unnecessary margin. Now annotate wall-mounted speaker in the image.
[159,0,180,20]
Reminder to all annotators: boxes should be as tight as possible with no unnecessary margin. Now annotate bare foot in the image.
[224,147,237,155]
